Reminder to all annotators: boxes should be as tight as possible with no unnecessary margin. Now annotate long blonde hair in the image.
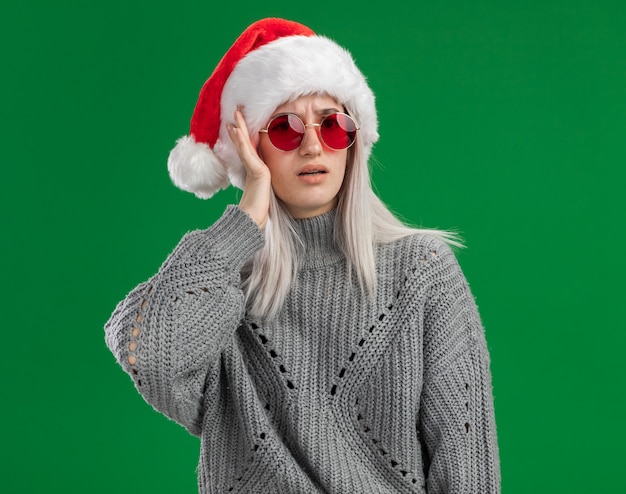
[242,134,461,320]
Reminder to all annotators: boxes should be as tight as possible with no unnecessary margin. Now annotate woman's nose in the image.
[299,125,323,156]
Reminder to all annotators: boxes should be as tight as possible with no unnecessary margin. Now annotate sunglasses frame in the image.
[259,112,359,151]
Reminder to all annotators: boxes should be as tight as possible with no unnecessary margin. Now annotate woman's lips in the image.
[297,164,328,176]
[297,165,329,183]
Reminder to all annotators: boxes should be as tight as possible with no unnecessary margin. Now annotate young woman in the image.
[105,17,500,493]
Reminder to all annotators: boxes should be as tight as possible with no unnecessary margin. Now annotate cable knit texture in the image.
[104,205,500,493]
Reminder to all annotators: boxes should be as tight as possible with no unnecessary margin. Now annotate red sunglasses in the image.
[259,112,359,151]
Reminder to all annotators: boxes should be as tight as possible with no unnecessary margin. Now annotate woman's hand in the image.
[226,109,272,229]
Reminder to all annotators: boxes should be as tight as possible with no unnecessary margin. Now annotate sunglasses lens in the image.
[267,114,305,151]
[320,113,357,150]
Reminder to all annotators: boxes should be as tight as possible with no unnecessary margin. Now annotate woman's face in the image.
[258,94,348,219]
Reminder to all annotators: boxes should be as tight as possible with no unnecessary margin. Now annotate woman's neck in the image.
[293,209,343,268]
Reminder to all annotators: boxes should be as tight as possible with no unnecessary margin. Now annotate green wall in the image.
[2,1,624,492]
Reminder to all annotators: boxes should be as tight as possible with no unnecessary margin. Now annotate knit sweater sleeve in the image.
[418,239,501,493]
[104,206,264,435]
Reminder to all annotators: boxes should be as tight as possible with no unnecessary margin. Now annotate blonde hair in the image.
[242,130,461,320]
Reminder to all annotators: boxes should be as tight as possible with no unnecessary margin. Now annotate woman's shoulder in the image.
[375,229,466,290]
[375,230,470,307]
[378,229,458,264]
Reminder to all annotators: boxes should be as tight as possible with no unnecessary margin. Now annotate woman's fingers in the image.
[227,110,270,180]
[227,109,271,229]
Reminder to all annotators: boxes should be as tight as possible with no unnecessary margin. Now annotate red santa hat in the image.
[167,17,379,199]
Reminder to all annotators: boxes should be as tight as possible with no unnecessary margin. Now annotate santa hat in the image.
[167,17,378,199]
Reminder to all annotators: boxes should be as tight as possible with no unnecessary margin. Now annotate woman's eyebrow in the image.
[316,107,341,115]
[267,107,340,121]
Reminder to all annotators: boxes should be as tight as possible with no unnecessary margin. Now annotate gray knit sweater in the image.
[105,206,500,493]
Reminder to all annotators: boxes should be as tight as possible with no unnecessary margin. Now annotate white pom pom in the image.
[167,135,230,199]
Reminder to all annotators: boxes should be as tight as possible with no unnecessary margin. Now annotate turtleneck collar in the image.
[293,209,343,268]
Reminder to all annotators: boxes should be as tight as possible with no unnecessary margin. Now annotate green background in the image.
[2,0,624,492]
